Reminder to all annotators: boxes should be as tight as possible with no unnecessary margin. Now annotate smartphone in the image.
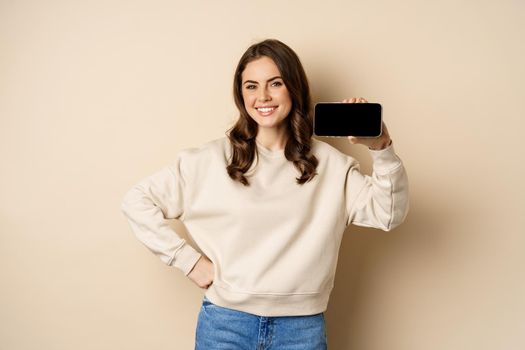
[313,102,382,137]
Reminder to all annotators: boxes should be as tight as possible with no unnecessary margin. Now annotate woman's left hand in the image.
[342,97,392,150]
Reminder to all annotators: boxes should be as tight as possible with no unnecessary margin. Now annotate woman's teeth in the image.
[257,107,276,112]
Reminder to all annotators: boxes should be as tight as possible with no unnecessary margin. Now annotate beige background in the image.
[1,0,524,349]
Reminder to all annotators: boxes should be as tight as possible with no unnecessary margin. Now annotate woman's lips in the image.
[256,106,277,116]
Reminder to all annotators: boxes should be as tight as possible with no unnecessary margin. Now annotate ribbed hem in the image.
[204,280,333,317]
[369,143,403,175]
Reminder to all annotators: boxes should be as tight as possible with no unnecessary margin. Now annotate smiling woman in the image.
[227,38,318,187]
[241,57,292,142]
[120,38,409,350]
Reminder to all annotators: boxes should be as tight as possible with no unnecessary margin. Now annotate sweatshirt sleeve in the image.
[120,152,202,276]
[344,143,409,231]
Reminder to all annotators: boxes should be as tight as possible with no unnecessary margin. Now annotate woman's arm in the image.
[344,144,409,230]
[343,97,409,231]
[120,153,202,276]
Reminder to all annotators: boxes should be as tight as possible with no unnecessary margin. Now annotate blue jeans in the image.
[195,295,328,349]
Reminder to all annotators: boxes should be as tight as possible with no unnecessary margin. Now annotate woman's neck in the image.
[255,128,288,151]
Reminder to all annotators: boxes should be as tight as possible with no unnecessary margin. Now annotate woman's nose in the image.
[257,87,271,101]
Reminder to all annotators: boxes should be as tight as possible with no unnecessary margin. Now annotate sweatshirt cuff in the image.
[369,142,403,175]
[171,243,202,276]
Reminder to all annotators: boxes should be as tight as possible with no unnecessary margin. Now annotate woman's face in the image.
[241,56,292,130]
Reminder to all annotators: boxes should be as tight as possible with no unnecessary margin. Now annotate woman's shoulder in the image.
[312,137,350,158]
[168,137,228,180]
[311,137,359,169]
[177,136,230,162]
[178,136,354,165]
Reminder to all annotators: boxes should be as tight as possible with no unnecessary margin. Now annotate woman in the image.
[121,38,409,349]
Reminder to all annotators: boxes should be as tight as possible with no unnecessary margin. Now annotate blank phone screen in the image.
[314,103,382,137]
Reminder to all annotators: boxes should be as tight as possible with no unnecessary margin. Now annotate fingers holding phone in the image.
[342,97,367,103]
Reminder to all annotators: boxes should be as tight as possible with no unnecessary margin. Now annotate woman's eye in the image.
[272,81,283,87]
[246,85,256,90]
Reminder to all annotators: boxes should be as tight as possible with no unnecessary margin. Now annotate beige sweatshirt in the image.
[120,136,409,317]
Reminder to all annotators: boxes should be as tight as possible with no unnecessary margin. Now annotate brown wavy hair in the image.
[225,39,318,186]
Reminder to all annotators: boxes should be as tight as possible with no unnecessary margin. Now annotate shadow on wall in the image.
[325,189,453,348]
[306,57,408,347]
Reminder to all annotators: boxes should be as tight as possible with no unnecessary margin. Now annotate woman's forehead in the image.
[242,57,281,82]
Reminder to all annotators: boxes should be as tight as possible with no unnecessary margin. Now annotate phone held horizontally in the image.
[313,102,382,137]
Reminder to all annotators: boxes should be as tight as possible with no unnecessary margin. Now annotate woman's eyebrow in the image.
[243,76,282,85]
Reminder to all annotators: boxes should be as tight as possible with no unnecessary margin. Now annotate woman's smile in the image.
[256,106,278,116]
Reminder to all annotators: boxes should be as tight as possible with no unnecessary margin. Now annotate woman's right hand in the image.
[187,255,215,289]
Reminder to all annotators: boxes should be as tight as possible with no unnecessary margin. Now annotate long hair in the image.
[225,39,318,186]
